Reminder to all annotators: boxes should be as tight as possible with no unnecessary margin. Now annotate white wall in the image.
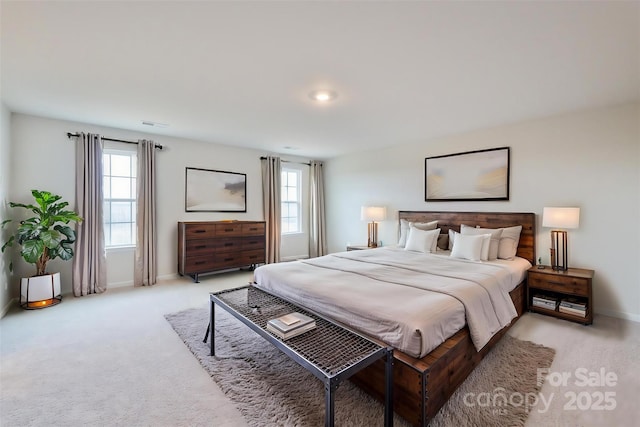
[325,102,640,322]
[8,113,311,295]
[0,102,13,315]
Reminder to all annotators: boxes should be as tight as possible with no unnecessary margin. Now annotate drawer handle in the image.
[224,228,234,232]
[195,261,205,265]
[249,255,257,259]
[224,243,234,247]
[194,230,206,233]
[195,245,206,249]
[225,258,234,262]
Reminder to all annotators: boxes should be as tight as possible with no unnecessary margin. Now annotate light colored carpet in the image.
[1,272,638,426]
[166,306,555,427]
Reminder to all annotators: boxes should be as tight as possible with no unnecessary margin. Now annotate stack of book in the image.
[559,298,587,317]
[532,294,558,311]
[267,312,316,339]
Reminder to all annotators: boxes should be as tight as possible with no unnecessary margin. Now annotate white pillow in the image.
[460,224,503,261]
[405,227,440,253]
[479,234,491,261]
[398,219,438,247]
[450,232,485,261]
[498,225,523,260]
[449,229,490,261]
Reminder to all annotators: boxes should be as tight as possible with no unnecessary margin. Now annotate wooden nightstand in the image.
[527,266,594,325]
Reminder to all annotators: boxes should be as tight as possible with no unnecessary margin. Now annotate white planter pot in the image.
[20,272,62,309]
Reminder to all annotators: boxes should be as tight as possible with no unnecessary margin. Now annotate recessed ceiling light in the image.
[308,90,338,102]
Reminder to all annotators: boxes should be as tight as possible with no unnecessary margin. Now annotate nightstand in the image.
[346,245,374,251]
[527,266,594,325]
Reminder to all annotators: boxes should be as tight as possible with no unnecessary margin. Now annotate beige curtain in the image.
[135,140,157,286]
[73,133,107,296]
[261,156,281,264]
[309,160,327,257]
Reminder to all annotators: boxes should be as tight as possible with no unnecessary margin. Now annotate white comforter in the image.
[254,247,526,358]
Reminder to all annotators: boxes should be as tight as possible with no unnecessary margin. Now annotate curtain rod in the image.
[67,132,164,150]
[260,156,311,166]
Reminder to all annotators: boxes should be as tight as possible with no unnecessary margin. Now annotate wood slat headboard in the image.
[399,211,536,265]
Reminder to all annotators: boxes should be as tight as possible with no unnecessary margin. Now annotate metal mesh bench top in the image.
[208,285,393,427]
[211,285,385,377]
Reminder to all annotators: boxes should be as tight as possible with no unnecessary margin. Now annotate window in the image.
[281,168,301,234]
[103,149,137,247]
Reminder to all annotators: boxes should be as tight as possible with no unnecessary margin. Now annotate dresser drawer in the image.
[239,249,265,265]
[215,223,244,237]
[184,224,217,239]
[241,236,265,250]
[242,222,265,236]
[528,274,589,297]
[184,255,220,273]
[185,253,248,272]
[185,240,219,256]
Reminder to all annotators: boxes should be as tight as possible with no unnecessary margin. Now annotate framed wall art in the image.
[425,147,510,201]
[185,167,247,212]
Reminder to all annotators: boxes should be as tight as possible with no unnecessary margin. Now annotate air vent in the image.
[141,120,169,128]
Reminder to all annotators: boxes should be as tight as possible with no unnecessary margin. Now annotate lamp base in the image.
[367,222,378,248]
[550,230,568,271]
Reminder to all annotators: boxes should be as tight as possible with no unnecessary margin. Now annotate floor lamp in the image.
[361,206,386,248]
[542,207,580,271]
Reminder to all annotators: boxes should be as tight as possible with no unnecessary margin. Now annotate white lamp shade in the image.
[361,206,387,222]
[542,207,580,229]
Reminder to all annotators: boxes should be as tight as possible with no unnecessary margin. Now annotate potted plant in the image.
[1,190,82,309]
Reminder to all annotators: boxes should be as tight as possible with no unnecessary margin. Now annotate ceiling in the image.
[1,1,638,159]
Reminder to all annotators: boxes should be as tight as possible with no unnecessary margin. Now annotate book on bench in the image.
[267,312,316,339]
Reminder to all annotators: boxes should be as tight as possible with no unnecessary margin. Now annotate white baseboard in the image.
[107,273,181,288]
[1,297,16,318]
[158,273,180,282]
[595,308,640,323]
[108,280,134,289]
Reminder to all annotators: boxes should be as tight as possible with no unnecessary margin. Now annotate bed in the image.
[253,211,535,426]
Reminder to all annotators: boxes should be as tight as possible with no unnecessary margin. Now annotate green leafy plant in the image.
[1,190,82,276]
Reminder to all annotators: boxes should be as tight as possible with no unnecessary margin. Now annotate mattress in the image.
[253,247,531,358]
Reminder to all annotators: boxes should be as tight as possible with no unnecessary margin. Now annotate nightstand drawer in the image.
[528,274,589,297]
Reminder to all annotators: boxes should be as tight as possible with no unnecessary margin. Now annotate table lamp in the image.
[542,207,580,271]
[361,206,386,248]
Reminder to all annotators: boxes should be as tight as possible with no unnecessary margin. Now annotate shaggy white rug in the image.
[166,307,555,427]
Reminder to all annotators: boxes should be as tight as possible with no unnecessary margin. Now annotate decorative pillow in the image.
[436,234,449,251]
[460,224,503,261]
[480,234,491,261]
[405,227,440,253]
[450,232,485,261]
[398,219,438,247]
[498,225,523,260]
[448,228,456,250]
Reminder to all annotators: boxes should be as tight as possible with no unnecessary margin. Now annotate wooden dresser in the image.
[178,221,266,282]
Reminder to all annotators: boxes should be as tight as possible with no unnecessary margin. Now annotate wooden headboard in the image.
[399,211,536,265]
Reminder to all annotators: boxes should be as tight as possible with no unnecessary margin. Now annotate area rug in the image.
[165,307,555,427]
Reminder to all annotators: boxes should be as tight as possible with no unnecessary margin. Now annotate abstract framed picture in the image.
[425,147,510,201]
[185,167,247,212]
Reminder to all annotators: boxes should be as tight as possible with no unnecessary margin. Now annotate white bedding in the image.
[253,247,531,358]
